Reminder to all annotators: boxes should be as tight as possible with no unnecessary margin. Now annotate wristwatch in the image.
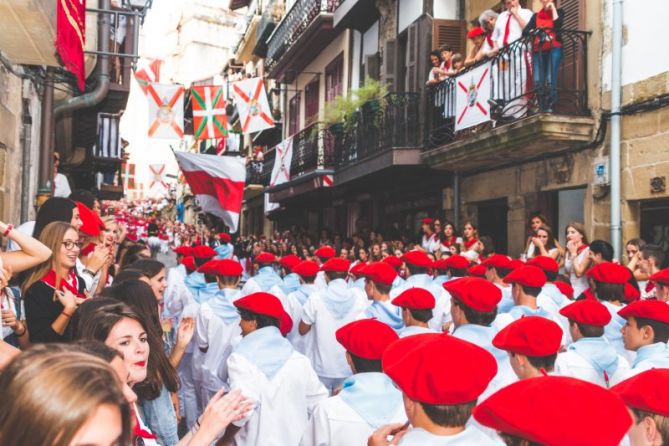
[82,268,98,277]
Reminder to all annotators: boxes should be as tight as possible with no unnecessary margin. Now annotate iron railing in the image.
[265,0,338,73]
[425,29,589,149]
[246,159,268,186]
[335,93,420,166]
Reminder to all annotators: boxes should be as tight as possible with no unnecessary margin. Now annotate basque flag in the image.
[173,151,246,232]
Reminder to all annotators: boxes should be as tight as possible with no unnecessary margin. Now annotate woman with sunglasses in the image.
[22,221,88,343]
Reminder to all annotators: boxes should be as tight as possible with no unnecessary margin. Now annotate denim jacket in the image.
[139,385,179,446]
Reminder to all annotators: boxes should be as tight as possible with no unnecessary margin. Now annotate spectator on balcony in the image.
[451,53,464,73]
[425,50,446,86]
[523,0,564,112]
[439,46,453,73]
[479,9,500,58]
[464,27,487,67]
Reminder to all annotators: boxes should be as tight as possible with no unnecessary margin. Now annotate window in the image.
[288,93,300,136]
[304,78,320,126]
[325,53,344,102]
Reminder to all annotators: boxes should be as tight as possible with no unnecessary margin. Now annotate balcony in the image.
[265,0,339,82]
[334,93,423,184]
[253,0,283,58]
[423,29,595,172]
[332,0,378,31]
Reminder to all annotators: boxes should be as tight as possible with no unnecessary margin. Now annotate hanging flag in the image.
[147,83,184,139]
[216,138,226,155]
[173,152,245,232]
[134,59,162,94]
[121,162,136,190]
[265,137,294,214]
[231,77,275,134]
[149,164,168,190]
[56,0,86,91]
[454,61,492,132]
[191,85,229,140]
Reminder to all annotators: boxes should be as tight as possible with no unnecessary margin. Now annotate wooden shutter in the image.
[325,53,344,102]
[559,0,586,112]
[364,53,380,81]
[288,93,300,136]
[431,19,466,55]
[304,78,320,127]
[405,22,419,92]
[383,39,397,91]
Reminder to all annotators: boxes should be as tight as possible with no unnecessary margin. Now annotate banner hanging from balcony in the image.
[149,164,168,192]
[265,136,294,215]
[231,77,275,134]
[134,59,163,95]
[147,83,185,139]
[122,163,136,190]
[173,151,246,232]
[56,0,86,91]
[454,61,492,132]
[191,86,229,140]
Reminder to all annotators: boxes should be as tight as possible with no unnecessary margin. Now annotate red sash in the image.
[40,270,86,299]
[502,13,514,46]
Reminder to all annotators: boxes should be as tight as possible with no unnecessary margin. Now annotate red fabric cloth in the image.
[56,0,87,91]
[41,270,86,299]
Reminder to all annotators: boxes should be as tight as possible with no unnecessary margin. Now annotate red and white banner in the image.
[231,77,275,134]
[149,164,168,191]
[147,83,184,139]
[265,136,293,215]
[134,59,162,95]
[191,85,228,140]
[454,61,491,132]
[122,162,136,190]
[56,0,86,91]
[173,152,246,232]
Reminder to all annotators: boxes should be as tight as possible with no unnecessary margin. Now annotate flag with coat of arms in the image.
[191,85,229,140]
[134,59,162,94]
[147,83,184,139]
[231,77,275,134]
[265,136,293,214]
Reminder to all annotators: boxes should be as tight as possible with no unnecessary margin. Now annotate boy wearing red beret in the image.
[483,254,514,313]
[619,300,669,376]
[304,320,403,446]
[649,267,669,303]
[392,288,438,337]
[369,334,500,445]
[299,258,368,393]
[554,299,631,387]
[359,263,403,331]
[222,292,327,445]
[240,252,283,295]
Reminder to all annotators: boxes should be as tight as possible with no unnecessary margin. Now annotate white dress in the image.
[564,247,590,298]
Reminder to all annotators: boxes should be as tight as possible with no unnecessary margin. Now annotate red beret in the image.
[292,260,319,278]
[443,277,501,312]
[198,259,243,276]
[401,251,432,268]
[279,254,301,270]
[174,246,193,257]
[503,265,547,288]
[611,369,669,417]
[349,262,368,278]
[493,316,562,356]
[321,257,351,273]
[219,233,231,243]
[445,255,470,270]
[650,268,669,286]
[382,256,402,269]
[432,258,449,271]
[623,283,641,303]
[392,287,435,310]
[467,27,485,39]
[77,202,105,237]
[509,259,525,270]
[362,262,398,286]
[254,252,276,264]
[192,245,217,259]
[314,246,336,259]
[336,319,399,360]
[586,262,632,285]
[473,376,632,446]
[554,281,574,299]
[383,334,497,405]
[80,242,96,257]
[483,254,513,270]
[468,264,487,278]
[233,292,293,336]
[618,300,669,325]
[181,256,196,273]
[559,299,611,326]
[527,256,559,274]
[421,217,434,225]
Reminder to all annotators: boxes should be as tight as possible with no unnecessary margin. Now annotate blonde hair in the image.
[21,221,77,295]
[0,346,131,446]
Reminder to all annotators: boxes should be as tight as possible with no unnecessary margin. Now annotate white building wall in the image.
[433,0,459,20]
[398,0,422,34]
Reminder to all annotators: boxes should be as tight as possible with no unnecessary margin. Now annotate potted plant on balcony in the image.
[319,79,389,135]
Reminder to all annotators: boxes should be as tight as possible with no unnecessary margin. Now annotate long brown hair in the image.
[21,221,77,295]
[565,222,589,245]
[0,346,131,446]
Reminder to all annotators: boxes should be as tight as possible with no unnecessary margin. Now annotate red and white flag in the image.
[173,152,246,232]
[454,61,491,131]
[149,164,168,191]
[147,83,184,139]
[265,136,293,214]
[231,77,275,134]
[191,85,228,140]
[121,162,136,190]
[134,59,162,94]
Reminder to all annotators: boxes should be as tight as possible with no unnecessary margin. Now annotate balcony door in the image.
[477,198,509,255]
[304,78,320,127]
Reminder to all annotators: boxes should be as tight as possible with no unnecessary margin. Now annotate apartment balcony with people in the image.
[422,29,595,173]
[264,0,340,82]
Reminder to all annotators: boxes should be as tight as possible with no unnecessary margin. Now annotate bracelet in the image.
[2,224,13,237]
[61,310,74,318]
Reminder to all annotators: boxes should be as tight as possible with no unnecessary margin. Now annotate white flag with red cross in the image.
[134,59,162,95]
[454,61,492,132]
[147,83,184,139]
[191,85,228,140]
[265,136,294,214]
[231,77,275,134]
[149,164,168,191]
[121,162,136,190]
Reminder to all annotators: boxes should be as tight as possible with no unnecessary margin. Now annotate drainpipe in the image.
[20,96,32,222]
[54,0,111,120]
[453,171,460,229]
[610,0,623,260]
[37,67,55,202]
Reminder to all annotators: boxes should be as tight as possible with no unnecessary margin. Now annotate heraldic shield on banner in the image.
[231,77,275,134]
[454,61,492,132]
[147,83,185,139]
[265,136,294,215]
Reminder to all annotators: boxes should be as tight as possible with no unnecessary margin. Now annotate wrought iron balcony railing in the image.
[265,0,338,73]
[426,29,589,149]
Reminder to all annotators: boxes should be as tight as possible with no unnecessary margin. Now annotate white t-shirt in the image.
[53,173,72,198]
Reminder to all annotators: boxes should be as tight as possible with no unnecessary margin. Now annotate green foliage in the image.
[321,79,390,128]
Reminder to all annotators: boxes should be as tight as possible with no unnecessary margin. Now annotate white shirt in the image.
[53,173,72,198]
[555,349,630,387]
[390,274,451,332]
[564,247,590,298]
[76,258,101,294]
[399,426,504,446]
[228,350,328,446]
[282,285,316,355]
[1,288,24,339]
[164,264,194,320]
[7,221,35,252]
[492,8,533,48]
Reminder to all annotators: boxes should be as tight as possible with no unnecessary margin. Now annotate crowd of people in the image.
[0,181,668,446]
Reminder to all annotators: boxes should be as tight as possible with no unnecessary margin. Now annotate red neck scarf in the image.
[133,410,157,441]
[443,236,457,247]
[463,238,479,249]
[576,244,589,255]
[40,270,85,298]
